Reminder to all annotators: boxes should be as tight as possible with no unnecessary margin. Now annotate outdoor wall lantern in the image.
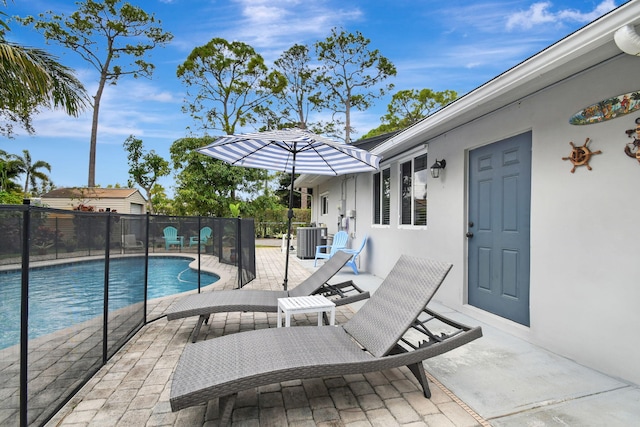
[430,159,446,178]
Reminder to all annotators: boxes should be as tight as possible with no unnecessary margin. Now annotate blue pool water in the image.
[0,257,218,349]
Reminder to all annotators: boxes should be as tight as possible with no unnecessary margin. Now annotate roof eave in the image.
[373,2,640,160]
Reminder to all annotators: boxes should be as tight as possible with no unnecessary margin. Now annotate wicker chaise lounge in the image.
[166,251,368,342]
[170,255,483,424]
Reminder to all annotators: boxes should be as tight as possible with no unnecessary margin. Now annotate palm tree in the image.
[0,149,24,192]
[14,149,52,195]
[0,4,88,136]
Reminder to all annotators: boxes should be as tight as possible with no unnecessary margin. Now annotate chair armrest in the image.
[312,280,370,306]
[315,245,331,254]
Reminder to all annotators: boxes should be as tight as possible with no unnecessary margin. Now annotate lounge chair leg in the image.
[407,362,431,398]
[190,315,207,343]
[218,394,237,426]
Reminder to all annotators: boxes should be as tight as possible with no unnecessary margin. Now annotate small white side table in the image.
[277,295,336,327]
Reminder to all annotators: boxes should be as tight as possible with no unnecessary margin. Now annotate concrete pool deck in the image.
[12,244,638,426]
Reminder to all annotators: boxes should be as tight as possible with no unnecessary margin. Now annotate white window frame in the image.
[372,167,391,227]
[320,193,329,216]
[398,149,428,229]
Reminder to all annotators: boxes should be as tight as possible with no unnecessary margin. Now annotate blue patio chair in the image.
[189,226,212,248]
[314,230,348,267]
[341,234,367,274]
[163,226,184,250]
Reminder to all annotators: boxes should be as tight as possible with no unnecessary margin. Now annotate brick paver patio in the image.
[44,247,488,426]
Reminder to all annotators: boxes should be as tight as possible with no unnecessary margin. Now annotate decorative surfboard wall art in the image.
[569,90,640,125]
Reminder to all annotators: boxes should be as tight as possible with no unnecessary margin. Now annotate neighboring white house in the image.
[41,187,147,214]
[297,2,640,386]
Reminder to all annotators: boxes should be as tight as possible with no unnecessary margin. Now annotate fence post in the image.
[217,219,223,263]
[197,216,202,293]
[236,217,242,289]
[55,216,59,259]
[143,212,150,323]
[102,210,111,364]
[20,199,30,427]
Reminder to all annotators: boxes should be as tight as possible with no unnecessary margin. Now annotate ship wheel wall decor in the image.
[562,138,602,173]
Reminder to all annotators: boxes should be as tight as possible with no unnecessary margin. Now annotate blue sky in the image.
[2,0,621,197]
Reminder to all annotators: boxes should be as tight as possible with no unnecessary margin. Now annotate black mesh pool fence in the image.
[0,203,255,426]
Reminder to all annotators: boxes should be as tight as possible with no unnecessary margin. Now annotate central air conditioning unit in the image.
[296,227,326,259]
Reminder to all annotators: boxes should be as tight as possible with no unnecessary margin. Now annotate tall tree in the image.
[1,3,87,137]
[170,137,268,217]
[271,44,319,130]
[274,172,301,208]
[177,38,286,134]
[176,38,284,215]
[361,88,458,139]
[123,135,169,214]
[149,183,173,215]
[19,0,173,187]
[14,149,52,196]
[314,28,396,143]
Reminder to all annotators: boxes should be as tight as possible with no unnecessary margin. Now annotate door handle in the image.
[466,232,474,238]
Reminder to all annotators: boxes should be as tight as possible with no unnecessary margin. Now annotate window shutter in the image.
[382,169,391,225]
[373,172,381,224]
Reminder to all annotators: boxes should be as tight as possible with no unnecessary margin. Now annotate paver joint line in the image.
[37,247,487,427]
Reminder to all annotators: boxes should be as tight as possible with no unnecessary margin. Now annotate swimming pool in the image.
[0,256,218,349]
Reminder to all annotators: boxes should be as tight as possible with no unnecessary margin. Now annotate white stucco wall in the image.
[320,53,640,385]
[312,176,364,248]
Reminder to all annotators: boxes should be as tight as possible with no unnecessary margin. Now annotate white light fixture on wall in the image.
[614,25,640,56]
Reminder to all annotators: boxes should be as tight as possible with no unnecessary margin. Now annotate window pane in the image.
[321,195,328,215]
[373,173,381,224]
[382,169,390,225]
[414,154,428,226]
[401,161,412,225]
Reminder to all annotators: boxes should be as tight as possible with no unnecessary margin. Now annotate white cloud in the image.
[506,2,557,29]
[22,109,92,139]
[218,0,363,56]
[506,0,617,31]
[21,77,186,142]
[434,2,514,34]
[124,81,179,103]
[558,0,617,22]
[170,0,363,63]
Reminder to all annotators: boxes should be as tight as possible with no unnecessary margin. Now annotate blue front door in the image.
[468,132,532,326]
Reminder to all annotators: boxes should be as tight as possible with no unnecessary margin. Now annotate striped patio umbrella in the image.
[197,128,381,289]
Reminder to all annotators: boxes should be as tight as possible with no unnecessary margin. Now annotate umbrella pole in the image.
[283,150,297,291]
